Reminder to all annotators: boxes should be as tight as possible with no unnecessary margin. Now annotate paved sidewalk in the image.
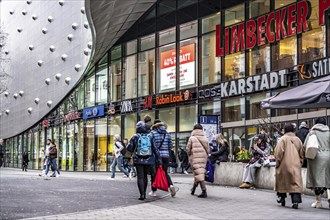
[1,168,329,220]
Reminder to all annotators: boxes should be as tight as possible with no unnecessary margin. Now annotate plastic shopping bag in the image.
[152,165,169,191]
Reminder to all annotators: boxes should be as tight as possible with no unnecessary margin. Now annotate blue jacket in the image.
[127,124,161,165]
[149,122,173,158]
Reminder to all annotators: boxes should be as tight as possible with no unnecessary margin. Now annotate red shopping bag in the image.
[152,165,169,191]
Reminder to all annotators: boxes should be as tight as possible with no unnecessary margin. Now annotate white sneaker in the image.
[184,170,189,175]
[311,201,323,208]
[56,174,61,178]
[169,185,176,197]
[148,191,157,197]
[129,172,132,180]
[108,177,115,180]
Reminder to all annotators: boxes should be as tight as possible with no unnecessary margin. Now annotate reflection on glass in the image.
[180,21,197,40]
[108,116,121,171]
[61,125,67,171]
[202,13,220,34]
[275,0,295,9]
[247,93,268,119]
[223,97,245,122]
[96,68,107,104]
[249,44,270,75]
[85,74,95,107]
[124,113,136,142]
[138,50,155,96]
[249,0,270,18]
[96,118,107,171]
[140,34,155,51]
[179,105,197,132]
[159,108,176,132]
[126,40,137,56]
[159,28,175,46]
[202,32,221,85]
[77,82,84,110]
[67,124,74,171]
[110,60,122,102]
[85,120,95,171]
[272,36,296,70]
[39,131,44,170]
[201,101,221,115]
[225,52,245,80]
[225,4,244,26]
[123,55,137,99]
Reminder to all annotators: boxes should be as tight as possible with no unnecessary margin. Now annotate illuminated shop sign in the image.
[83,105,105,119]
[199,70,287,99]
[107,104,116,115]
[216,0,330,56]
[296,57,330,82]
[64,112,81,122]
[121,100,133,113]
[144,96,153,109]
[160,44,195,91]
[156,90,191,106]
[42,119,49,128]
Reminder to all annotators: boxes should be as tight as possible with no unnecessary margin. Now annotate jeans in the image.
[45,158,60,175]
[111,156,129,178]
[136,164,152,197]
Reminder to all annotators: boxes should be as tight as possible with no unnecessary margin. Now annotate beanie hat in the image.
[315,117,326,125]
[136,121,145,129]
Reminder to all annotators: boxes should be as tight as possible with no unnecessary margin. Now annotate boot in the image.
[311,195,322,208]
[198,190,207,198]
[191,185,197,195]
[138,193,146,201]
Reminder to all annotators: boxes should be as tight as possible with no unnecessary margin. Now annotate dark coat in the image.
[179,149,189,167]
[22,153,29,163]
[127,124,161,166]
[210,142,229,164]
[296,127,309,144]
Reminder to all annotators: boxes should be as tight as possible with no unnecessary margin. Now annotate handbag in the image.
[305,134,319,159]
[152,165,169,191]
[205,158,215,183]
[262,155,276,167]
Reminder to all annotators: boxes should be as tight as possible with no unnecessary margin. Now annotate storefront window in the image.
[225,52,245,80]
[61,125,67,170]
[76,121,84,171]
[180,38,197,89]
[201,101,221,115]
[126,40,137,56]
[54,127,61,169]
[85,73,95,107]
[249,0,270,18]
[39,131,44,170]
[110,59,122,102]
[179,104,197,132]
[223,97,245,122]
[85,120,95,171]
[76,82,84,110]
[27,132,32,169]
[13,137,17,168]
[202,32,221,85]
[202,13,220,34]
[96,118,107,171]
[33,132,39,169]
[124,113,137,142]
[247,93,268,119]
[272,89,297,116]
[96,55,108,105]
[225,4,244,27]
[230,127,245,161]
[111,45,121,60]
[7,138,13,167]
[159,27,176,46]
[300,0,325,63]
[140,111,156,123]
[138,50,155,96]
[275,0,295,9]
[67,124,75,171]
[140,34,155,51]
[272,36,297,70]
[108,116,121,171]
[18,135,22,168]
[180,21,197,40]
[123,55,137,99]
[158,43,176,92]
[159,108,176,132]
[249,44,270,75]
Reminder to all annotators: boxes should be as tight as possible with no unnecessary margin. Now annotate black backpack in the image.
[116,142,127,156]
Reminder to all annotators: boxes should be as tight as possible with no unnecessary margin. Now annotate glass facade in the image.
[3,0,330,170]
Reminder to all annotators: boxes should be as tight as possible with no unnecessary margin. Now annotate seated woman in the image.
[239,134,270,189]
[209,133,229,164]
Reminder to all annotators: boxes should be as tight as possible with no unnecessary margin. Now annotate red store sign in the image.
[64,112,81,122]
[216,0,330,57]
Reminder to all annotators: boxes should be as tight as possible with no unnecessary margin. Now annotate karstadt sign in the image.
[199,70,287,99]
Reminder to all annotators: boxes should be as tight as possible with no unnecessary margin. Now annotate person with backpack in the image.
[43,141,60,177]
[109,134,130,180]
[149,119,176,197]
[127,121,161,200]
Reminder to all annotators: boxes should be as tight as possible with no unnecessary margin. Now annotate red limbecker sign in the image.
[216,0,330,57]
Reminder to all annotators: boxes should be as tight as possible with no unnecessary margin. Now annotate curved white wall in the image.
[0,0,92,139]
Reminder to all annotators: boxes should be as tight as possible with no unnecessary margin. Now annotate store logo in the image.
[156,91,189,105]
[295,57,330,81]
[144,96,153,109]
[42,119,49,128]
[184,90,191,101]
[107,104,115,115]
[64,112,81,122]
[92,107,98,116]
[121,100,133,113]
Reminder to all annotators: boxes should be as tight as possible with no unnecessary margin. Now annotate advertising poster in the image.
[199,115,220,144]
[160,44,195,91]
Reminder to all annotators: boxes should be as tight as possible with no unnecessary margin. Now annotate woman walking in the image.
[186,124,210,198]
[274,123,304,209]
[109,134,130,179]
[127,121,161,200]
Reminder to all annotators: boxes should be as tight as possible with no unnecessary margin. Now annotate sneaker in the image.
[56,174,61,178]
[184,170,189,175]
[148,191,157,197]
[39,173,45,177]
[108,177,115,180]
[169,185,176,197]
[50,174,56,177]
[239,182,253,189]
[128,172,132,180]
